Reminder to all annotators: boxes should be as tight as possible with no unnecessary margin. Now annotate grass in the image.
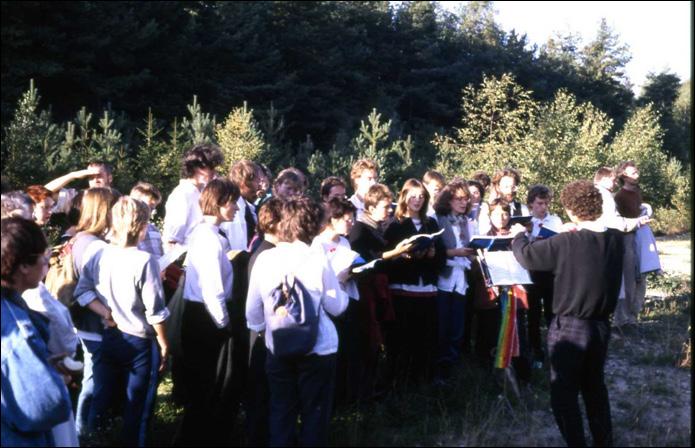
[87,245,692,447]
[88,287,689,447]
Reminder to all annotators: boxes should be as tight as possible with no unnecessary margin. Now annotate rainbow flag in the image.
[495,287,519,369]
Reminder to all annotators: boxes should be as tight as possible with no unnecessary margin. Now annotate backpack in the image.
[44,239,78,308]
[267,274,319,358]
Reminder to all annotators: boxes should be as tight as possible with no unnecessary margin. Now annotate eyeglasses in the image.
[453,196,469,201]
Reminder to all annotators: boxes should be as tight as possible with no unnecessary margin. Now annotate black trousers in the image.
[548,315,612,447]
[179,302,228,446]
[245,330,269,446]
[385,294,438,386]
[332,299,362,406]
[266,352,337,447]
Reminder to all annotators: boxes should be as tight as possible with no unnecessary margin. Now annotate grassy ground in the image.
[91,235,692,446]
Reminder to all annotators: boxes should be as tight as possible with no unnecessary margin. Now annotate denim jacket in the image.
[1,287,71,447]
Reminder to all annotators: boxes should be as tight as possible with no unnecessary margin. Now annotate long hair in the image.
[76,188,116,236]
[395,178,429,222]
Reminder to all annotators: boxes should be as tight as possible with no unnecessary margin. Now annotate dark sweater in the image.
[614,187,643,219]
[349,221,387,263]
[383,217,446,287]
[512,228,623,320]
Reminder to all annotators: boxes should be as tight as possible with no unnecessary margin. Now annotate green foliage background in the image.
[1,1,690,234]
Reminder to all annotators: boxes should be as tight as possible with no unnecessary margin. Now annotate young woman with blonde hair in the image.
[74,196,169,446]
[68,187,117,437]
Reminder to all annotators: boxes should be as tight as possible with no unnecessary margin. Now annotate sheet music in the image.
[483,250,532,285]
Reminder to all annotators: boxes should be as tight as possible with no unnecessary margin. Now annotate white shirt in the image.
[183,222,234,328]
[437,221,471,295]
[349,194,365,221]
[311,234,360,300]
[23,283,78,357]
[219,196,254,251]
[246,241,349,356]
[51,188,79,214]
[530,213,563,240]
[162,180,202,250]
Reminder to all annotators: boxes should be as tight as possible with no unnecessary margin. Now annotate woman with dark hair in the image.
[433,181,476,379]
[1,218,72,446]
[383,179,446,386]
[162,143,224,252]
[179,178,241,445]
[312,197,359,405]
[246,196,348,446]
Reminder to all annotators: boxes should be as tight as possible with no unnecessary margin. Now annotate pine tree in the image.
[215,101,266,171]
[1,80,62,187]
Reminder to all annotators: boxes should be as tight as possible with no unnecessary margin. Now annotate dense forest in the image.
[1,1,691,232]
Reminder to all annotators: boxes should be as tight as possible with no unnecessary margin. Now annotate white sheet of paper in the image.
[158,244,187,273]
[351,258,380,274]
[483,250,532,285]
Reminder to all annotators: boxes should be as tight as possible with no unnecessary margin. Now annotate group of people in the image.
[1,142,660,447]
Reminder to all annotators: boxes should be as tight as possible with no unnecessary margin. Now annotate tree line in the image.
[1,1,691,233]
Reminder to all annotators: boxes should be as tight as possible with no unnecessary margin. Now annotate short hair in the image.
[130,181,162,204]
[229,160,261,192]
[1,217,48,282]
[257,196,283,235]
[593,167,615,183]
[110,196,150,247]
[491,167,521,187]
[181,143,224,179]
[25,185,53,204]
[526,184,553,205]
[320,176,347,200]
[1,191,33,219]
[350,159,378,188]
[277,196,323,244]
[76,188,117,236]
[87,161,114,175]
[363,183,393,211]
[434,180,470,216]
[422,170,446,187]
[199,178,240,216]
[395,178,429,222]
[325,197,357,220]
[560,180,603,221]
[471,171,491,190]
[272,168,307,196]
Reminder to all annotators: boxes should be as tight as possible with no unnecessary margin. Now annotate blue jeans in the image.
[76,338,101,437]
[266,352,336,447]
[88,328,160,446]
[436,290,466,367]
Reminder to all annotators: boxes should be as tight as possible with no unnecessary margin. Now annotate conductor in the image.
[510,180,623,447]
